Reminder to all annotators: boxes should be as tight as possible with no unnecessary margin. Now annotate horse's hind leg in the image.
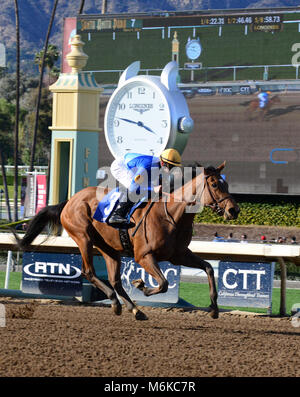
[171,249,219,319]
[101,252,148,321]
[66,232,121,314]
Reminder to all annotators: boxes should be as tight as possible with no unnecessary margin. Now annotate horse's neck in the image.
[162,199,187,222]
[178,171,205,205]
[160,171,204,224]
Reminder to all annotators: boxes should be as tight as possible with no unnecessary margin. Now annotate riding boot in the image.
[108,200,135,226]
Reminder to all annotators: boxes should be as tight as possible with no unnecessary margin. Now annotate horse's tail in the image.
[13,200,68,250]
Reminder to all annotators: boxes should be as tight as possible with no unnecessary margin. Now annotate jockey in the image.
[108,148,182,226]
[257,90,271,109]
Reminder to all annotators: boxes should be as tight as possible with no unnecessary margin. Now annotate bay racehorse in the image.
[14,162,239,321]
[246,94,280,120]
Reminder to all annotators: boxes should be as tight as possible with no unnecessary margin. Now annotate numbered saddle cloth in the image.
[92,187,146,224]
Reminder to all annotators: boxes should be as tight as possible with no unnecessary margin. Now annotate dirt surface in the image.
[0,297,299,378]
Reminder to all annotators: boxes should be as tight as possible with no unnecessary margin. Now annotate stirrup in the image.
[107,216,134,229]
[108,214,129,224]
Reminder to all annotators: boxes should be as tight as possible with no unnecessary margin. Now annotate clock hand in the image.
[116,117,138,125]
[116,117,156,134]
[137,121,156,134]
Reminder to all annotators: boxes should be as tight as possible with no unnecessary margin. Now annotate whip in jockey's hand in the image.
[108,148,182,226]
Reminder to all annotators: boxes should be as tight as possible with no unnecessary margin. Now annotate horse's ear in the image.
[217,161,226,172]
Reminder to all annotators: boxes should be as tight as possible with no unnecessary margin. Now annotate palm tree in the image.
[13,0,20,222]
[34,44,59,84]
[102,0,107,13]
[30,0,59,172]
[79,0,85,13]
[34,44,59,74]
[0,149,12,222]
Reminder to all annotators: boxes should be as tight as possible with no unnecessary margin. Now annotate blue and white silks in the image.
[93,153,159,223]
[93,187,146,223]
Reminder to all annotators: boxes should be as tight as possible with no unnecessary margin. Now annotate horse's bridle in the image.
[202,174,233,215]
[152,171,234,232]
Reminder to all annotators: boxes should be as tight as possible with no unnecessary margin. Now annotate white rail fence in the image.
[0,233,298,315]
[84,63,300,82]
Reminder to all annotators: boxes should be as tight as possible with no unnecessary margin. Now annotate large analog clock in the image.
[104,61,194,159]
[186,38,202,61]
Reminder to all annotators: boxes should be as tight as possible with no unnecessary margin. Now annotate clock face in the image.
[105,80,171,158]
[186,40,201,60]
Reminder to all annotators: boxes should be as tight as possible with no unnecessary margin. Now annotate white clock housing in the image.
[104,61,194,159]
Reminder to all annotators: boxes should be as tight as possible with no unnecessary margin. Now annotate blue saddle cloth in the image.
[93,188,146,224]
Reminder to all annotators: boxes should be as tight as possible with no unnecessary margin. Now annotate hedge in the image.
[195,201,300,227]
[0,175,23,185]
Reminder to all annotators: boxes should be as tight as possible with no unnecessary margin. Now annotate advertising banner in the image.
[121,258,180,303]
[218,261,275,311]
[24,174,36,217]
[35,174,47,214]
[23,173,47,217]
[22,252,82,297]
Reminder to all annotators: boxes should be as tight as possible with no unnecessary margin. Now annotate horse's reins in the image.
[131,196,176,239]
[131,201,155,238]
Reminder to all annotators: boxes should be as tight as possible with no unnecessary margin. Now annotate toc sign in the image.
[218,262,275,311]
[121,258,180,303]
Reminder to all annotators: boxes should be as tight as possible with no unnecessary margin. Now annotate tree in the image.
[13,0,20,221]
[0,149,12,222]
[24,88,52,165]
[0,98,14,221]
[34,44,59,75]
[79,0,85,14]
[0,99,15,161]
[0,72,38,103]
[30,0,59,172]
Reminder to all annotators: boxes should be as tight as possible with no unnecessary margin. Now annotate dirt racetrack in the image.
[0,297,299,378]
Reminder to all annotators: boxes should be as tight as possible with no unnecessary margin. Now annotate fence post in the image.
[277,257,287,316]
[4,251,13,289]
[263,66,269,81]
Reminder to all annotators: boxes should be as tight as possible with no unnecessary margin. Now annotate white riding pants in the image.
[111,158,134,189]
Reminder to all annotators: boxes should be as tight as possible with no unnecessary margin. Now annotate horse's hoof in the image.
[112,303,122,316]
[143,287,152,297]
[135,310,148,321]
[132,279,145,290]
[209,309,219,319]
[133,307,148,321]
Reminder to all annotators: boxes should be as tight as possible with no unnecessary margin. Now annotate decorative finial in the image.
[66,34,88,74]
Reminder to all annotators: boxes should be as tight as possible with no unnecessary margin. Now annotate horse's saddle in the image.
[93,188,146,256]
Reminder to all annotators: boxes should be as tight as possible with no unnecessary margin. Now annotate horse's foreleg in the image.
[133,254,168,297]
[102,253,148,321]
[171,249,219,319]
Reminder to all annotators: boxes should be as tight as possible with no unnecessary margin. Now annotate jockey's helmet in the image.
[267,91,271,94]
[160,148,182,167]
